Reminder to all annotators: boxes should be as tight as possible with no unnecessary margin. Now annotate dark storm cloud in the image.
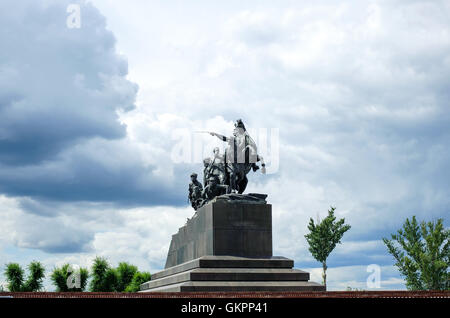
[0,0,189,206]
[0,0,136,166]
[0,138,187,206]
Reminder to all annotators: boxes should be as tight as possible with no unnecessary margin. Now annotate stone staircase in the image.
[140,255,324,292]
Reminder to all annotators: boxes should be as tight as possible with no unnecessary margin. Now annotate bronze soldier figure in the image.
[202,175,227,201]
[190,119,266,209]
[188,173,203,210]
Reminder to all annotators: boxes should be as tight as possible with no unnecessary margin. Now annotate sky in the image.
[0,0,449,291]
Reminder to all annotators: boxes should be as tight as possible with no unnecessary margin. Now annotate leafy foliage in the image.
[104,268,119,292]
[51,264,89,292]
[23,261,45,292]
[82,257,149,292]
[383,216,449,290]
[4,263,24,292]
[4,257,150,293]
[4,261,45,291]
[89,256,118,292]
[304,206,351,286]
[116,262,138,292]
[125,271,151,292]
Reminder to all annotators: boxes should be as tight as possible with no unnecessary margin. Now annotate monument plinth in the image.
[141,195,325,292]
[165,196,272,268]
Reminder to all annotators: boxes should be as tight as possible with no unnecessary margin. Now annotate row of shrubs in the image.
[3,256,151,292]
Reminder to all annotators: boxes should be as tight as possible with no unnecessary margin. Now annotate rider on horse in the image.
[209,119,266,193]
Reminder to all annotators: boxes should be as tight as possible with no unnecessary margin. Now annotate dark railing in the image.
[0,291,448,298]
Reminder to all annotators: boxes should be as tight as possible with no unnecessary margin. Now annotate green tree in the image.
[304,206,351,287]
[383,216,449,290]
[89,256,119,292]
[4,261,45,292]
[23,261,45,292]
[88,257,151,292]
[4,263,24,292]
[51,264,89,292]
[125,271,151,292]
[103,268,118,291]
[116,262,138,292]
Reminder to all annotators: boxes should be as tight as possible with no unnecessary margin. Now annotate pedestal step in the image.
[140,256,325,292]
[142,281,325,292]
[153,255,294,280]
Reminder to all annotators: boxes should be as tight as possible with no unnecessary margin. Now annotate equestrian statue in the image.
[188,119,266,210]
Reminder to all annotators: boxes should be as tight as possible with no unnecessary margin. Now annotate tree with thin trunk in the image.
[305,206,351,288]
[383,216,449,290]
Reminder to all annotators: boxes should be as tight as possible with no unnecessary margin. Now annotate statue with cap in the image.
[188,172,203,210]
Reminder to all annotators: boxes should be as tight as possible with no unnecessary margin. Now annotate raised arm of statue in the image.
[210,132,228,142]
[194,131,229,142]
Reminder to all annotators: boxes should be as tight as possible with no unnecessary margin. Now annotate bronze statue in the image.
[205,147,226,185]
[202,158,211,187]
[209,119,266,193]
[189,119,266,209]
[202,175,228,201]
[188,173,203,210]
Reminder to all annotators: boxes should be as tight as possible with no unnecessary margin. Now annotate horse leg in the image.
[229,171,236,193]
[238,175,248,194]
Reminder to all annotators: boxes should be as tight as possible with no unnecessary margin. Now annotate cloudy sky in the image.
[0,0,449,291]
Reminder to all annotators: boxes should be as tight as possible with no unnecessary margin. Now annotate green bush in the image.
[125,271,151,292]
[116,262,138,292]
[4,263,24,292]
[4,261,45,291]
[89,256,117,292]
[51,264,89,292]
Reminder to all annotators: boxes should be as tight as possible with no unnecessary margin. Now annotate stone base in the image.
[165,200,272,268]
[140,256,325,292]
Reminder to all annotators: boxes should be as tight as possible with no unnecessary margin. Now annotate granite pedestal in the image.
[141,197,325,292]
[165,199,272,268]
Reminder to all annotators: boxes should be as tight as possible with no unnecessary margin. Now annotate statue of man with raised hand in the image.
[208,119,265,193]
